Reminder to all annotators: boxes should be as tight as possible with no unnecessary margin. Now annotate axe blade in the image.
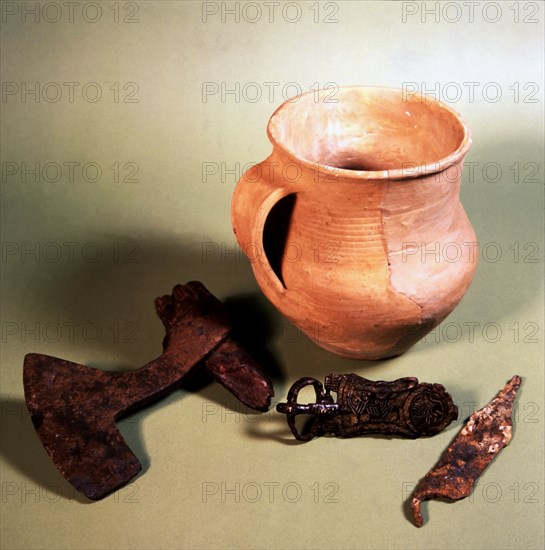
[23,353,142,501]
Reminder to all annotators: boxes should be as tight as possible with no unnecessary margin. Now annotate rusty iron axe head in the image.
[23,282,273,500]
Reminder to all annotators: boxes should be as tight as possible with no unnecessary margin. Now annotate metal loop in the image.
[284,377,324,442]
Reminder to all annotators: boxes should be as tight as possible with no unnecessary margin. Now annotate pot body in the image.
[232,87,477,359]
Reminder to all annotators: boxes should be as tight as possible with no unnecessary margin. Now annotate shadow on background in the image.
[0,396,90,503]
[2,237,288,500]
[4,236,287,370]
[3,136,542,499]
[0,392,181,503]
[458,137,543,323]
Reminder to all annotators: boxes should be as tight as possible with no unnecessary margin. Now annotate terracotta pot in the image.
[231,86,477,360]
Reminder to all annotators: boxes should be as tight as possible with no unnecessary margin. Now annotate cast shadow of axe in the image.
[0,392,185,504]
[0,396,92,503]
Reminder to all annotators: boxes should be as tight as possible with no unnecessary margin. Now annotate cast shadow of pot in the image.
[155,289,286,411]
[454,138,543,325]
[223,292,285,385]
[11,235,286,383]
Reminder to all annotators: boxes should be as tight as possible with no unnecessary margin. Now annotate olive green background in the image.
[1,1,543,549]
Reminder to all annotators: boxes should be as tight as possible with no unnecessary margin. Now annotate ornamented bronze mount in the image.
[276,373,458,442]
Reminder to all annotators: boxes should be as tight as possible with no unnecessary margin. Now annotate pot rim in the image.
[266,85,472,181]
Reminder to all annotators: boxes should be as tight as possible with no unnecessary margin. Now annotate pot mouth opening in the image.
[267,86,472,181]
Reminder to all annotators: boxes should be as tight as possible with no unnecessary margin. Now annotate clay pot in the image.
[231,86,477,360]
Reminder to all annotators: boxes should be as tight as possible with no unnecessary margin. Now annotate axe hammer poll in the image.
[23,282,274,501]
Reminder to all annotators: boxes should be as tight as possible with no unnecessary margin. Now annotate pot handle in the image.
[232,162,294,295]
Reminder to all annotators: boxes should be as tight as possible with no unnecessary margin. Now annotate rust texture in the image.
[23,282,273,500]
[411,375,522,527]
[204,337,273,411]
[276,373,458,442]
